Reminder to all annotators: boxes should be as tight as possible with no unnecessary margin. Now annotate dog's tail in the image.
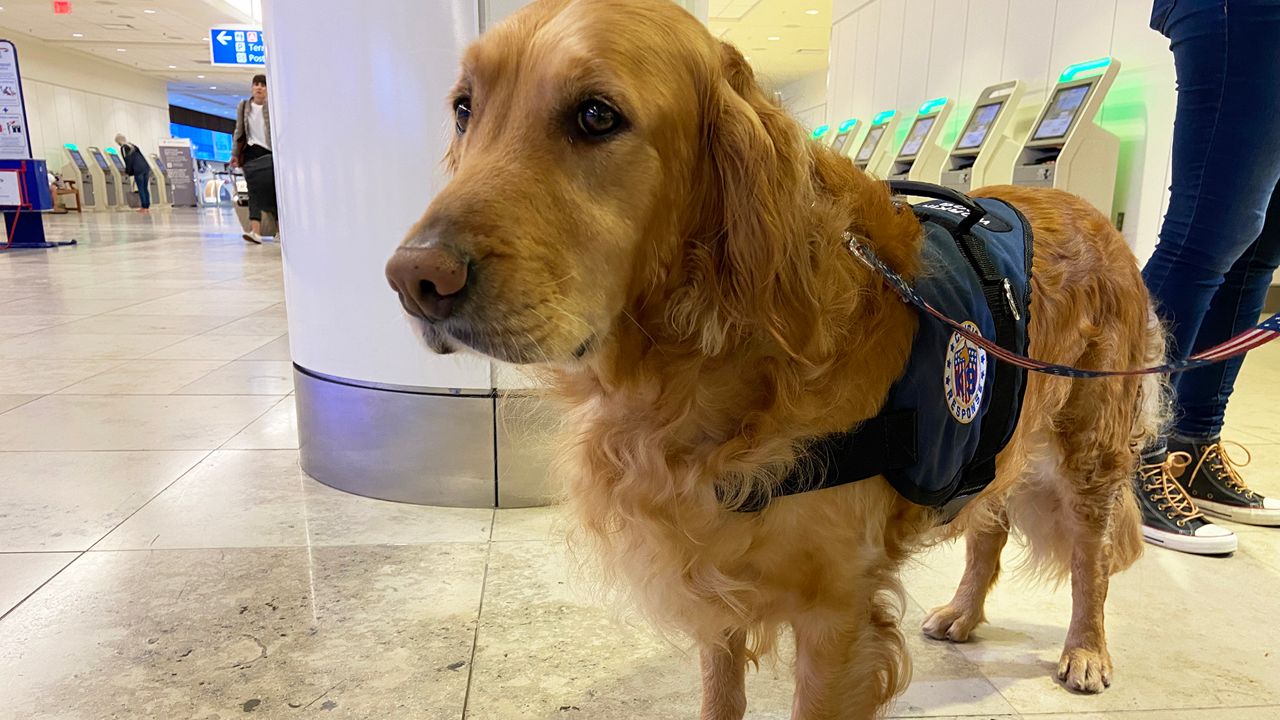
[1109,302,1171,574]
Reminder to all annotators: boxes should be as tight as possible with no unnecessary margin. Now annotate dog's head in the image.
[386,0,813,365]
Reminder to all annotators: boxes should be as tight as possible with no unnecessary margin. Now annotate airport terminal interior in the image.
[1,1,1278,718]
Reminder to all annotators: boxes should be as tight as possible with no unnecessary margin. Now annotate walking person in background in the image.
[1136,0,1280,556]
[115,133,152,215]
[232,73,275,244]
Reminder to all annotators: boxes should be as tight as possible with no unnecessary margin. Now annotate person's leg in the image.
[1137,0,1280,550]
[137,172,151,212]
[1175,180,1280,438]
[1168,179,1280,526]
[242,146,266,242]
[1142,1,1280,363]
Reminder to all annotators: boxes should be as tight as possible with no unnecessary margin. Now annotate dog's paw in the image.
[921,603,982,643]
[1056,646,1112,694]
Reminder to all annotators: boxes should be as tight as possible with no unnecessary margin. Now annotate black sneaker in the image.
[1170,438,1280,527]
[1137,451,1237,555]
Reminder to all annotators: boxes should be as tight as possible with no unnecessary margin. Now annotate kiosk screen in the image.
[69,150,87,169]
[956,102,1003,150]
[92,151,109,170]
[856,126,886,163]
[899,117,936,158]
[831,131,852,154]
[1033,84,1091,141]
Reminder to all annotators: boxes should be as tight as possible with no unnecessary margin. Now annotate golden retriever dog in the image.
[385,1,1161,717]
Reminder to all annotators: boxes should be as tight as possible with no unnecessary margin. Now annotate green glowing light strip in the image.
[810,124,831,139]
[839,118,859,132]
[1060,57,1112,82]
[872,110,895,125]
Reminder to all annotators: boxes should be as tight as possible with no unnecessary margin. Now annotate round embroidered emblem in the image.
[944,321,988,424]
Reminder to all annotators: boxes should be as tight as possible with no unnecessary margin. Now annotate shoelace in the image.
[1190,441,1258,500]
[1140,452,1202,526]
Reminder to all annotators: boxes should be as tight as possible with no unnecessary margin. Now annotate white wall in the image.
[6,32,170,173]
[779,70,830,131]
[827,0,1177,263]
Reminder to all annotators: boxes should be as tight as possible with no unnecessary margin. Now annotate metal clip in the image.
[1002,278,1021,321]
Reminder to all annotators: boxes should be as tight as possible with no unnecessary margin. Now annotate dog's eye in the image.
[576,99,624,138]
[455,97,472,135]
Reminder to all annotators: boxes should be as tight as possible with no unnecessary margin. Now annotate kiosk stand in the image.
[86,147,120,208]
[828,118,861,159]
[887,97,954,184]
[61,144,101,210]
[940,80,1025,192]
[150,154,173,206]
[854,110,901,178]
[105,147,140,209]
[1011,57,1121,217]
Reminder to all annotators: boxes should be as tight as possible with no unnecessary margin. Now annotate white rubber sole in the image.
[1141,526,1237,555]
[242,233,262,245]
[1196,499,1280,527]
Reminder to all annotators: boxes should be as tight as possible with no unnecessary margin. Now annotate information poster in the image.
[0,40,32,161]
[158,139,198,207]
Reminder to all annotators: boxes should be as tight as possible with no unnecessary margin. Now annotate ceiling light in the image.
[144,9,157,13]
[805,9,819,14]
[72,33,83,38]
[116,48,127,53]
[767,35,782,41]
[168,64,177,69]
[197,75,205,79]
[210,86,217,90]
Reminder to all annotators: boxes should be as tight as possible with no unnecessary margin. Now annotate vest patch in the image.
[944,321,988,424]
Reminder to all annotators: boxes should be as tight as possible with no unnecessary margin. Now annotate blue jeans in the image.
[135,170,151,209]
[1142,0,1280,440]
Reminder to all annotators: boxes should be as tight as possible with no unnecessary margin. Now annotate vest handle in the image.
[886,180,988,234]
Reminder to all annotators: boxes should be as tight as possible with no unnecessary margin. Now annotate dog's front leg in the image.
[1059,531,1114,693]
[699,630,747,720]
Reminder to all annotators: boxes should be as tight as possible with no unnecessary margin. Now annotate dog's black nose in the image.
[385,246,469,321]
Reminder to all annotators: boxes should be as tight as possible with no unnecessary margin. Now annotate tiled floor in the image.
[1,209,1277,719]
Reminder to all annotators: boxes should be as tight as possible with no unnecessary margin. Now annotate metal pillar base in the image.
[294,366,557,508]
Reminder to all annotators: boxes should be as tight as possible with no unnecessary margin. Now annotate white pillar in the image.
[264,0,550,508]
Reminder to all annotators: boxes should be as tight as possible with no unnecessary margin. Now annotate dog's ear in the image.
[689,42,817,356]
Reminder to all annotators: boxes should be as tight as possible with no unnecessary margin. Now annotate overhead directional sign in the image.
[209,26,266,67]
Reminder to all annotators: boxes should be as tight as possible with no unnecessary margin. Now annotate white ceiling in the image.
[0,0,833,115]
[709,0,831,88]
[0,0,261,118]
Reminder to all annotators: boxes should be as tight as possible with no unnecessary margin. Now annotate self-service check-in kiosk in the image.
[940,81,1025,192]
[827,118,861,159]
[86,146,121,208]
[887,97,953,183]
[104,147,139,209]
[61,144,101,210]
[854,110,900,178]
[147,153,170,204]
[148,154,170,206]
[1012,57,1120,217]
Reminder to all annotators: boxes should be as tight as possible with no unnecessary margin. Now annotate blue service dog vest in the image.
[736,191,1033,520]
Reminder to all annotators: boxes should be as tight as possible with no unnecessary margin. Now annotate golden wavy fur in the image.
[388,1,1163,717]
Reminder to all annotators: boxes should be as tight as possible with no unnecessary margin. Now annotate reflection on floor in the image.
[1,209,1277,719]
